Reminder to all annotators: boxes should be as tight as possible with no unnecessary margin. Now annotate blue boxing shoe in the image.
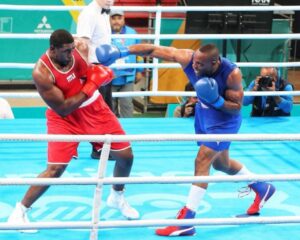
[155,206,196,236]
[247,182,276,215]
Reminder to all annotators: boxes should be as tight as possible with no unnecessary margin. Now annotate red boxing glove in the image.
[81,64,113,98]
[100,65,114,86]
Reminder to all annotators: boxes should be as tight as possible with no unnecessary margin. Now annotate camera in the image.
[183,102,196,117]
[187,102,196,117]
[258,75,273,88]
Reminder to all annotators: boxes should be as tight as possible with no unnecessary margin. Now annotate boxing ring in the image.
[1,3,300,240]
[1,117,300,240]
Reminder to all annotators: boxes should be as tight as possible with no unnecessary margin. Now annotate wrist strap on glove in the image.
[211,96,225,109]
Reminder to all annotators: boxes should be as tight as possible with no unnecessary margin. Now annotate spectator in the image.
[173,82,197,117]
[110,10,144,118]
[0,98,14,119]
[243,67,293,116]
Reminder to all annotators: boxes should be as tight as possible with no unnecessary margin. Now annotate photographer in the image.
[243,67,293,116]
[174,82,198,117]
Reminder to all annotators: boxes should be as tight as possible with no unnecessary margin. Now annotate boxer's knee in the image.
[212,160,229,172]
[45,164,67,178]
[113,148,133,169]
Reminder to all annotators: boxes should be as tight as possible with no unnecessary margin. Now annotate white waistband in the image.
[79,90,100,108]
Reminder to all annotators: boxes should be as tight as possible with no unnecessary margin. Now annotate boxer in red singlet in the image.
[7,30,139,232]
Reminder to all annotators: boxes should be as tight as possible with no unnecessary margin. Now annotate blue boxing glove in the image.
[194,77,225,109]
[95,44,130,66]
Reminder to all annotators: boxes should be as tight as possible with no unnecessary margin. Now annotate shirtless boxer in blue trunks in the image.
[95,43,276,237]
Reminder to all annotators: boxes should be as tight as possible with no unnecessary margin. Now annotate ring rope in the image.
[1,216,300,230]
[1,33,300,40]
[90,142,110,239]
[1,62,300,69]
[1,174,300,186]
[0,91,299,99]
[0,5,300,12]
[0,133,300,142]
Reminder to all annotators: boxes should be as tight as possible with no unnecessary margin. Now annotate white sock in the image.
[111,188,125,197]
[235,165,253,175]
[186,185,206,212]
[235,165,255,185]
[18,202,28,212]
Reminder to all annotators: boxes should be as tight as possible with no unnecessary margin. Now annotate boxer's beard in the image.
[60,62,68,67]
[59,58,70,67]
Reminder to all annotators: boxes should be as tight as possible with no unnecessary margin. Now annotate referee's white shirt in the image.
[76,0,111,63]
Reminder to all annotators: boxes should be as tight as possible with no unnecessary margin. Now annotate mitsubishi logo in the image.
[37,16,51,29]
[34,16,53,33]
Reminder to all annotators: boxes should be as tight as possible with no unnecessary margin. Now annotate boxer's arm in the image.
[74,38,89,62]
[96,43,192,68]
[32,61,87,117]
[128,44,193,68]
[223,68,244,114]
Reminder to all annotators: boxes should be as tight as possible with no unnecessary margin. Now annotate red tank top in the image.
[40,49,88,98]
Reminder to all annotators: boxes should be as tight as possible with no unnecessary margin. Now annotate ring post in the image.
[90,135,112,240]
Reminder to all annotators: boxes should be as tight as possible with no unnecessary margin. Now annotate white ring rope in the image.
[0,5,300,12]
[0,90,299,98]
[1,133,300,142]
[1,33,300,40]
[1,62,300,69]
[1,216,300,230]
[115,33,300,40]
[1,174,300,186]
[90,142,110,239]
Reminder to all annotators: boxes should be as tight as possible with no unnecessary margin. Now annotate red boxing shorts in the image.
[46,95,130,164]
